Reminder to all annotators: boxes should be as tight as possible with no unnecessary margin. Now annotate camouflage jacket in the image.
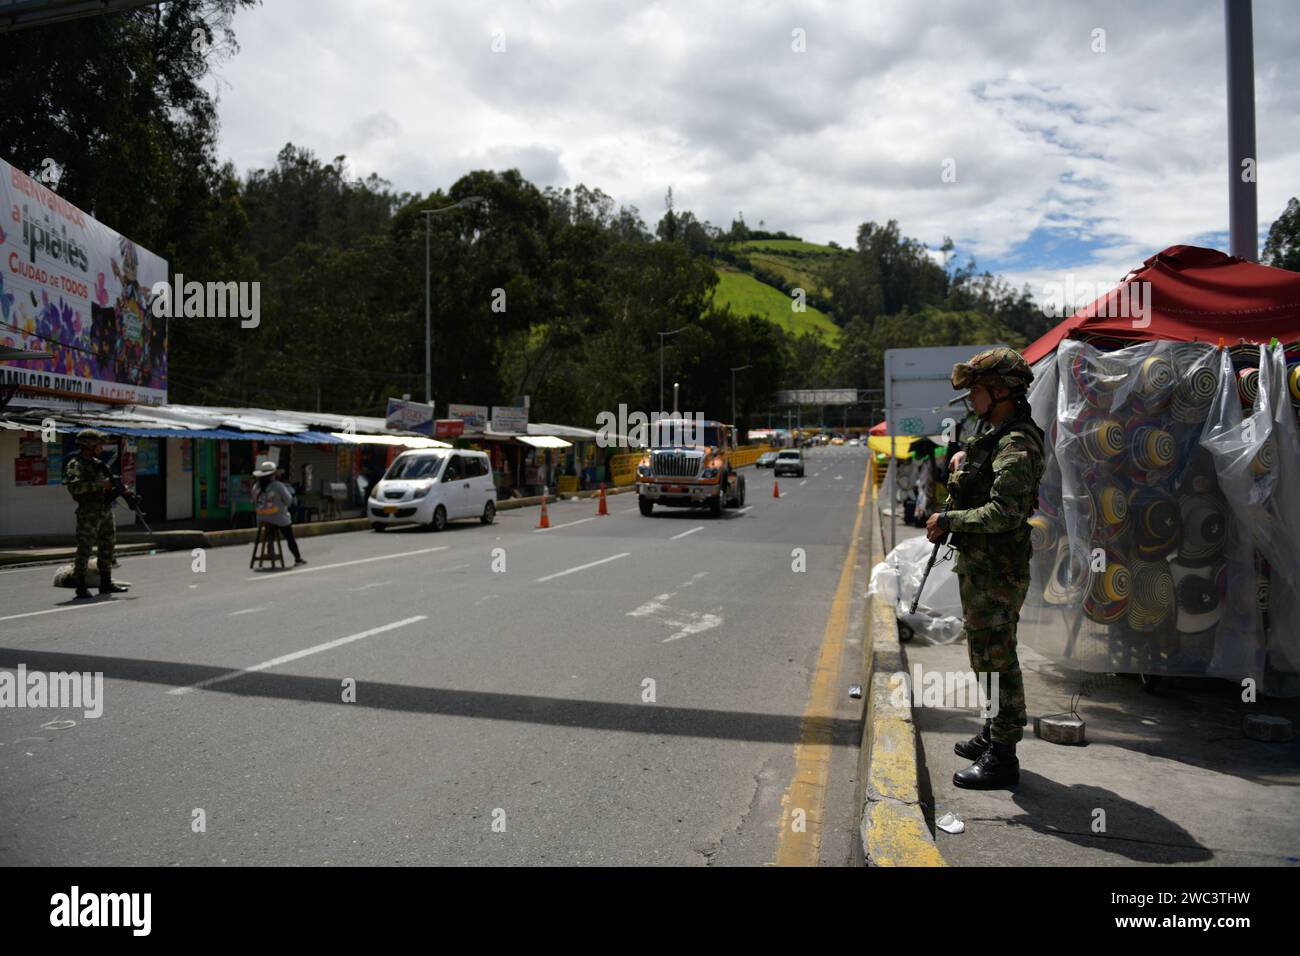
[944,411,1046,572]
[64,453,111,508]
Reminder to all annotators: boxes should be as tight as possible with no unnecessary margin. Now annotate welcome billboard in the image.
[0,157,169,405]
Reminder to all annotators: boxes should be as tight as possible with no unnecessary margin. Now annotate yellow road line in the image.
[774,460,871,866]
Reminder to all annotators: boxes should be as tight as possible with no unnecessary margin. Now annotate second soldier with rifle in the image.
[64,428,140,599]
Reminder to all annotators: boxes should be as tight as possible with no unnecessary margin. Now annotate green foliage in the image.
[1264,198,1300,273]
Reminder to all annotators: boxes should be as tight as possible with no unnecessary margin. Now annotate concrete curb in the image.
[855,591,947,867]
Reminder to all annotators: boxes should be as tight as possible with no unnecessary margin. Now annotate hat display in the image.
[252,460,278,477]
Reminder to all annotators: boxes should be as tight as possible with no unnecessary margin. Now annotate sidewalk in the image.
[0,484,637,567]
[861,508,1300,866]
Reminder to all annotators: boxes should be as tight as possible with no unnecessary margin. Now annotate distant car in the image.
[831,437,845,446]
[368,450,496,531]
[756,451,778,468]
[773,449,804,478]
[847,438,861,446]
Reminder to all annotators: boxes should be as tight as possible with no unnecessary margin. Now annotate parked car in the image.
[368,449,496,531]
[773,449,804,478]
[756,451,778,468]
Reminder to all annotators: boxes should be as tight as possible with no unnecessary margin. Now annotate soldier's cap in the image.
[951,347,1033,393]
[75,428,109,446]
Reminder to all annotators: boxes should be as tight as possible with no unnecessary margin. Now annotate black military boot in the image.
[954,720,992,759]
[73,573,94,600]
[98,570,129,595]
[954,741,1020,789]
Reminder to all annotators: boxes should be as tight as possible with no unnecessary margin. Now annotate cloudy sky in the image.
[209,0,1300,306]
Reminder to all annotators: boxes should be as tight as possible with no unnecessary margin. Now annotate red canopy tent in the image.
[1024,245,1300,363]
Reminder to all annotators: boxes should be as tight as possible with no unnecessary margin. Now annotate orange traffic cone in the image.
[538,493,551,529]
[597,483,608,516]
[773,477,781,498]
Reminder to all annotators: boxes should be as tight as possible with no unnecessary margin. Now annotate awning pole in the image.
[1225,0,1258,261]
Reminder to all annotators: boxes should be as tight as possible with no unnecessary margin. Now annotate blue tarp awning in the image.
[92,426,342,444]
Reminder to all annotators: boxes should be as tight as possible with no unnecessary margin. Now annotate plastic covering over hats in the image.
[1016,338,1300,695]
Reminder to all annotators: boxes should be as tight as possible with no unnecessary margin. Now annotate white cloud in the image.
[211,0,1300,294]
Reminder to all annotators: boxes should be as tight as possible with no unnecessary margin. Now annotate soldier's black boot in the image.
[954,741,1020,789]
[73,573,94,600]
[98,570,129,595]
[954,720,992,759]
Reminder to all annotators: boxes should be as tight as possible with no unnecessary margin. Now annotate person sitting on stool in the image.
[253,460,306,566]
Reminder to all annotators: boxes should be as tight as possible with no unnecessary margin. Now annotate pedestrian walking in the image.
[926,348,1045,789]
[253,460,306,566]
[64,428,130,598]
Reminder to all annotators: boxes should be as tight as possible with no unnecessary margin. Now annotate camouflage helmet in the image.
[76,428,109,446]
[951,347,1033,393]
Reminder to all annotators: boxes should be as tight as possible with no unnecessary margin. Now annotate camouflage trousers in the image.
[74,506,115,578]
[957,563,1029,745]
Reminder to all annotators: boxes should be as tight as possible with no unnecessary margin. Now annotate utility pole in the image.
[730,365,752,436]
[1225,0,1258,260]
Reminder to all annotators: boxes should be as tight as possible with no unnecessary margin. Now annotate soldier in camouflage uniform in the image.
[64,429,129,599]
[925,348,1045,788]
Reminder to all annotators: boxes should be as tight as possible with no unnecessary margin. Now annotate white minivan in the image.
[368,449,497,531]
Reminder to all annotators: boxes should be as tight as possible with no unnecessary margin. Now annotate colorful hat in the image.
[1079,415,1125,462]
[1177,493,1227,564]
[1251,435,1276,477]
[1083,550,1130,624]
[1069,351,1121,408]
[1028,513,1059,553]
[1130,424,1176,472]
[1237,366,1259,409]
[1287,361,1300,408]
[1171,360,1219,424]
[1130,487,1181,558]
[1129,354,1176,414]
[1044,540,1090,606]
[1169,559,1223,634]
[1127,559,1175,631]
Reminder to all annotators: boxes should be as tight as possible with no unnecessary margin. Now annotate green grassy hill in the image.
[710,267,840,342]
[708,236,848,343]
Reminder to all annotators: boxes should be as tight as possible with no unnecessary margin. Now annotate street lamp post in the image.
[421,196,485,406]
[658,327,687,413]
[730,365,752,435]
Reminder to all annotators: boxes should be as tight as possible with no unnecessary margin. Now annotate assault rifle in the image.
[105,471,152,534]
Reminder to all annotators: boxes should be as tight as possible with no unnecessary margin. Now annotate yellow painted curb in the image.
[853,506,947,867]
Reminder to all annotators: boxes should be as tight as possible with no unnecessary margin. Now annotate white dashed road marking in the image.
[535,553,630,583]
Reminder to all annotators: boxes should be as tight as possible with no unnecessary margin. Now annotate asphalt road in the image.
[0,446,874,866]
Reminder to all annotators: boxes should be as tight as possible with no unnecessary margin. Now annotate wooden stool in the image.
[250,523,287,570]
